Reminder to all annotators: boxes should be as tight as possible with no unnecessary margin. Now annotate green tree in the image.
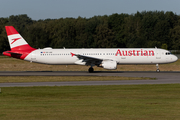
[169,20,180,50]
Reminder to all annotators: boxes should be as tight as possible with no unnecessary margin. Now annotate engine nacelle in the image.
[102,60,117,70]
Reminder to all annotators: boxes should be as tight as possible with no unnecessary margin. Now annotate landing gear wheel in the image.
[156,69,160,73]
[88,67,94,73]
[156,64,160,73]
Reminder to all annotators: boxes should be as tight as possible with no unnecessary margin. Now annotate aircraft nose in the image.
[173,55,178,62]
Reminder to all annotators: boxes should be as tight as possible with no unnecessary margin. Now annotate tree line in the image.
[0,11,180,54]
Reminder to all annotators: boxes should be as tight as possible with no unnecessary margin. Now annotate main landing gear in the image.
[156,64,160,72]
[88,67,94,73]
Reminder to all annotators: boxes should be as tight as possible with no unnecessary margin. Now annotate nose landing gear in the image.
[156,64,160,72]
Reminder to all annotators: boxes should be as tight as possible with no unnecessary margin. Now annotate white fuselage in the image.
[24,48,178,65]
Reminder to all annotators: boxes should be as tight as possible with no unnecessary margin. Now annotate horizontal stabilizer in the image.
[3,51,22,59]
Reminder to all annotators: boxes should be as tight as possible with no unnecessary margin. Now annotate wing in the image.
[71,52,103,66]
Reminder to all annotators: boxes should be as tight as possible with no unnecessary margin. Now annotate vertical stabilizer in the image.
[3,26,36,60]
[5,26,34,51]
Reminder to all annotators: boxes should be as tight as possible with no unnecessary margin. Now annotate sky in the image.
[0,0,180,20]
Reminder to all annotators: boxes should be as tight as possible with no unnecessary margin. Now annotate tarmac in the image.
[0,71,180,87]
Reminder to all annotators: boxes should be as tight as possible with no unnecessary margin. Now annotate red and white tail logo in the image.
[3,26,36,59]
[5,26,29,50]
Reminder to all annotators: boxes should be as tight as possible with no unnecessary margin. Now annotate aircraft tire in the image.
[88,67,94,73]
[156,69,160,72]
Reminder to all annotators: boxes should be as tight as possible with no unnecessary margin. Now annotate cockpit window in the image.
[165,52,171,55]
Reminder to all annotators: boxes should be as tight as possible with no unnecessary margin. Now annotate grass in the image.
[0,56,179,120]
[0,56,179,71]
[0,76,154,83]
[0,84,180,120]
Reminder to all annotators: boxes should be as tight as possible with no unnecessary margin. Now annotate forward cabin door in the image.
[156,49,161,59]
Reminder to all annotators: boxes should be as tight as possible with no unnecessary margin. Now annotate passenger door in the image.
[156,49,161,59]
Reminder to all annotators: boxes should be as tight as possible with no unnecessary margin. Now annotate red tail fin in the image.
[3,26,36,59]
[5,26,35,51]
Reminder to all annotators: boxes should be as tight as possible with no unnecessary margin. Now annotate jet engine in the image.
[102,60,117,70]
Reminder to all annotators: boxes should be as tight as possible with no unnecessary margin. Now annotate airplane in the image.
[3,26,178,73]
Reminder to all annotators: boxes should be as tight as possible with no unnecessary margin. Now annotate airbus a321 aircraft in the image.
[3,26,178,72]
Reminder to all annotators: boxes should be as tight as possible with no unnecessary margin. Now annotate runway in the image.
[0,71,180,87]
